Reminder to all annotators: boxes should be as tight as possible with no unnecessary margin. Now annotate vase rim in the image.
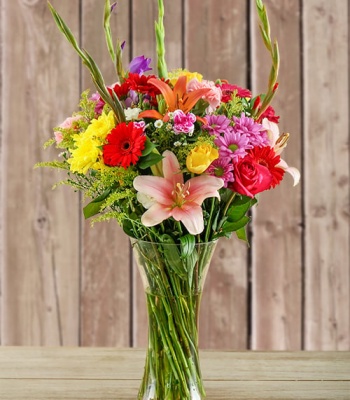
[129,236,218,246]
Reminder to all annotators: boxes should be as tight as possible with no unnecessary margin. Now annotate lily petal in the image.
[171,203,204,235]
[141,203,172,226]
[277,159,300,186]
[133,175,174,205]
[162,150,183,185]
[186,175,224,205]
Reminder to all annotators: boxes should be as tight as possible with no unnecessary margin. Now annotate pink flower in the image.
[187,78,222,112]
[206,158,234,188]
[173,109,196,135]
[133,151,224,234]
[54,131,64,144]
[54,115,83,144]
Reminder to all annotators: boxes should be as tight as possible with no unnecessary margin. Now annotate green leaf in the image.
[83,189,111,219]
[142,138,157,157]
[221,215,250,233]
[179,235,195,259]
[160,234,187,277]
[138,152,163,169]
[226,195,252,222]
[236,226,249,243]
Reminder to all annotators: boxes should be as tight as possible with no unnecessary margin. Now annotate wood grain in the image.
[131,0,183,347]
[303,0,350,350]
[185,0,249,349]
[0,347,349,399]
[1,0,80,345]
[80,1,131,347]
[0,0,349,351]
[250,0,303,350]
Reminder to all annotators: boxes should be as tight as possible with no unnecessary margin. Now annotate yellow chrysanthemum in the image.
[168,69,203,86]
[67,111,115,174]
[68,136,103,174]
[84,110,115,140]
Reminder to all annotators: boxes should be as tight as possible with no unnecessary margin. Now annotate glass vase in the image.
[131,238,218,400]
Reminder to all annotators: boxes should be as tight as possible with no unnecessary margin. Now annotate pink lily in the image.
[133,151,224,235]
[262,118,300,186]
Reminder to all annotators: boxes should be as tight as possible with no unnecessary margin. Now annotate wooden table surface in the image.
[0,347,349,399]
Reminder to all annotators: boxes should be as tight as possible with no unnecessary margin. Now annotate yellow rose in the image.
[168,69,203,86]
[186,144,218,174]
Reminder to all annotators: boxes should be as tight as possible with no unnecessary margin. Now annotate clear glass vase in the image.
[131,238,218,400]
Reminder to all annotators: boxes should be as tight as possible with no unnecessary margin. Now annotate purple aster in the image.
[128,55,152,75]
[202,114,232,136]
[232,112,269,147]
[206,158,234,188]
[215,131,252,161]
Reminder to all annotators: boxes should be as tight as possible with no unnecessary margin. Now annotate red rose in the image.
[231,147,284,197]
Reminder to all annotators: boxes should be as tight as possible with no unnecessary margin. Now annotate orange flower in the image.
[138,76,211,122]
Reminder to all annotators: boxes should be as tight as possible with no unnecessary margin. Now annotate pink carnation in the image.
[187,78,222,113]
[173,109,196,135]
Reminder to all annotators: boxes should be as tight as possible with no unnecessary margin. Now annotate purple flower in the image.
[232,112,269,147]
[90,92,104,115]
[173,110,196,135]
[128,55,152,75]
[124,90,139,108]
[206,158,234,187]
[215,131,252,161]
[110,2,118,13]
[202,114,232,136]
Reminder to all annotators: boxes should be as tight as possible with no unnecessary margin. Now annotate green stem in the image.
[204,197,216,242]
[222,191,236,217]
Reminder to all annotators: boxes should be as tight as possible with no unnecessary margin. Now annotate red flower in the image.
[103,122,146,169]
[231,146,284,197]
[258,105,280,123]
[125,73,161,97]
[218,83,252,103]
[110,82,130,99]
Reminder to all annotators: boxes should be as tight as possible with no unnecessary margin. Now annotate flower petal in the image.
[162,150,183,185]
[171,204,204,235]
[141,203,172,227]
[186,175,224,205]
[133,175,174,205]
[277,159,300,186]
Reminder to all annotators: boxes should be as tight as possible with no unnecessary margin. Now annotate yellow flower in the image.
[186,144,218,174]
[68,136,103,174]
[67,111,115,174]
[168,68,203,86]
[84,110,115,140]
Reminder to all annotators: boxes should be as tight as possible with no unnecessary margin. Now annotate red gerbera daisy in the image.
[248,146,285,188]
[103,122,146,169]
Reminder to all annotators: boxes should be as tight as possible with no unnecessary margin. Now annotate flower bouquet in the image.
[38,0,299,399]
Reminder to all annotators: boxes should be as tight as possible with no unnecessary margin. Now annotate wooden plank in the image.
[1,347,349,381]
[131,0,183,347]
[185,0,249,349]
[0,0,3,345]
[80,1,131,347]
[1,379,349,400]
[250,0,303,350]
[0,348,349,399]
[303,0,350,350]
[0,0,80,345]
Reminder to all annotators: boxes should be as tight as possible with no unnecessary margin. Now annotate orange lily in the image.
[139,76,211,122]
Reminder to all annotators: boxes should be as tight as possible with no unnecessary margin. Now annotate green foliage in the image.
[218,92,245,118]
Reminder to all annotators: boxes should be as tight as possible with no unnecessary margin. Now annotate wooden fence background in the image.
[0,0,349,351]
